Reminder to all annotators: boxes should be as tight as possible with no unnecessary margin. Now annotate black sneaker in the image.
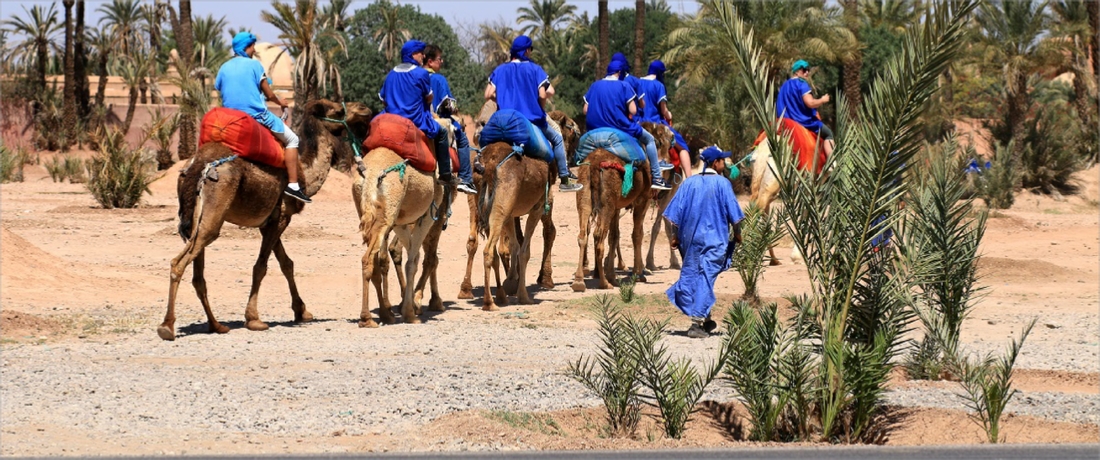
[686,322,709,338]
[284,186,312,203]
[558,178,583,192]
[564,172,579,181]
[703,316,718,333]
[651,178,672,191]
[457,182,477,195]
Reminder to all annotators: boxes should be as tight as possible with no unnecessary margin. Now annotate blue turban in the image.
[648,60,666,83]
[700,146,733,163]
[606,59,627,79]
[510,35,534,62]
[401,40,426,65]
[611,52,631,71]
[232,31,257,58]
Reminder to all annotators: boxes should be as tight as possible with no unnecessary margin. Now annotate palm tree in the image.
[322,0,352,33]
[598,0,609,79]
[5,4,61,94]
[113,52,153,135]
[516,0,577,39]
[75,0,90,119]
[372,0,409,63]
[841,0,862,120]
[96,0,142,57]
[167,0,197,160]
[860,0,923,33]
[87,28,116,110]
[976,0,1058,153]
[140,2,167,104]
[1050,0,1096,129]
[633,0,645,72]
[478,20,519,66]
[62,0,77,146]
[261,0,348,110]
[191,14,230,90]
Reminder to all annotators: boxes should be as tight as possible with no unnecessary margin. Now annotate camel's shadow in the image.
[176,317,340,338]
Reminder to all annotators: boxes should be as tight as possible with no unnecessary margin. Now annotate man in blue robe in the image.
[583,60,674,190]
[664,146,744,338]
[215,31,309,203]
[423,44,476,194]
[638,60,691,178]
[610,53,645,113]
[379,39,465,186]
[776,59,834,158]
[483,35,581,192]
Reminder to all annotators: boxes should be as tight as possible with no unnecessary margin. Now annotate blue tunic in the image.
[663,171,745,319]
[624,74,645,104]
[428,70,456,114]
[215,56,268,117]
[489,61,551,128]
[776,77,822,132]
[584,78,642,137]
[379,63,437,137]
[637,77,667,123]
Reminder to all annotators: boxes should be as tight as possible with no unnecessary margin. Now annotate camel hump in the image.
[575,128,645,166]
[198,108,286,168]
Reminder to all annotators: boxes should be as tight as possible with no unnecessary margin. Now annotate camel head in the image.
[641,122,673,163]
[301,99,373,170]
[548,110,581,164]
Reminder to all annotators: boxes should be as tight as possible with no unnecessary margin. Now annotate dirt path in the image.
[1,158,1096,455]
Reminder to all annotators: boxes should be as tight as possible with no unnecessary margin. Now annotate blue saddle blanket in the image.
[575,128,646,165]
[478,109,553,162]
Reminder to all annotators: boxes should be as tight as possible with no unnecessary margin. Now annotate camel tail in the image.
[358,173,404,246]
[476,145,503,238]
[176,159,203,242]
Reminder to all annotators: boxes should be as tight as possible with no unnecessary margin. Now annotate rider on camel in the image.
[777,59,835,158]
[423,44,476,194]
[639,60,692,178]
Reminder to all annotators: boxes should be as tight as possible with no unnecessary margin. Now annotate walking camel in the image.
[158,99,371,341]
[352,117,453,327]
[572,123,674,291]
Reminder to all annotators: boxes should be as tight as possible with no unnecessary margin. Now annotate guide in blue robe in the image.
[663,147,745,320]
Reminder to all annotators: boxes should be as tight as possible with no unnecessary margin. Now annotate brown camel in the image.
[158,99,371,341]
[352,118,454,327]
[459,103,579,302]
[571,122,673,292]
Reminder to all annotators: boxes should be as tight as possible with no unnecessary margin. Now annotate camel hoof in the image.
[598,281,611,290]
[210,322,230,334]
[571,281,586,292]
[296,310,314,323]
[502,279,519,296]
[404,315,422,324]
[645,263,657,272]
[634,275,647,283]
[156,325,176,341]
[380,316,397,325]
[670,261,681,270]
[358,319,380,328]
[458,286,474,300]
[482,304,499,312]
[769,259,783,266]
[495,294,509,307]
[517,297,534,305]
[245,320,269,332]
[429,299,445,312]
[537,276,554,290]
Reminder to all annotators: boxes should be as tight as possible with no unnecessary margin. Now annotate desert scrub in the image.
[567,295,643,437]
[731,203,783,303]
[903,139,987,380]
[145,108,180,170]
[85,128,156,209]
[0,144,26,183]
[618,275,637,303]
[957,319,1036,443]
[45,154,87,183]
[968,142,1018,209]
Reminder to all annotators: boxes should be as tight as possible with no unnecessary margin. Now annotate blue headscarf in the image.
[232,31,257,58]
[648,60,666,83]
[611,52,631,72]
[401,40,426,65]
[606,59,627,79]
[510,35,534,62]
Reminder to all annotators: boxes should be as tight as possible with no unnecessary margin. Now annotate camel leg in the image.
[631,201,649,283]
[514,209,543,305]
[502,217,523,296]
[272,240,313,323]
[459,195,479,299]
[604,216,621,288]
[593,205,615,290]
[572,172,592,292]
[536,204,556,289]
[359,224,395,328]
[482,209,507,311]
[399,221,431,324]
[496,223,515,304]
[389,236,406,303]
[417,219,445,313]
[191,249,229,334]
[376,234,394,320]
[242,223,285,332]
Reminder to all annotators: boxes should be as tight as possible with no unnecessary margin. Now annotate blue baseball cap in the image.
[700,146,732,163]
[792,59,811,72]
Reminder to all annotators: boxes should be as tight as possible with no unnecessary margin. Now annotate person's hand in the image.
[670,237,679,250]
[821,94,831,104]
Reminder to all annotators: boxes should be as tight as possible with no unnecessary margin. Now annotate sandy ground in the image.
[0,152,1097,455]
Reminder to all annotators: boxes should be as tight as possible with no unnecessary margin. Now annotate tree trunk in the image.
[174,0,197,161]
[598,0,609,80]
[1007,72,1029,156]
[36,38,48,96]
[1089,0,1099,79]
[62,0,77,148]
[75,0,89,119]
[633,0,645,73]
[123,87,138,135]
[841,0,861,121]
[95,54,109,110]
[148,6,163,104]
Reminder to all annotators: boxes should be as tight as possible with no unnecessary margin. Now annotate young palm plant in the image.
[957,319,1036,443]
[567,295,643,437]
[713,0,979,442]
[902,136,987,380]
[732,203,784,303]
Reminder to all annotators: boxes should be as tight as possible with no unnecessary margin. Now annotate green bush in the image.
[731,204,783,303]
[567,295,644,438]
[45,154,87,183]
[958,319,1036,444]
[85,129,156,209]
[1018,101,1088,193]
[145,108,180,170]
[618,276,637,303]
[969,143,1018,210]
[0,144,25,183]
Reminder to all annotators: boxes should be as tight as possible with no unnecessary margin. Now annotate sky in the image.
[3,1,701,45]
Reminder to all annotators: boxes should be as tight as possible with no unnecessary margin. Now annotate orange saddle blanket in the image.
[752,117,827,174]
[198,108,285,168]
[364,114,459,174]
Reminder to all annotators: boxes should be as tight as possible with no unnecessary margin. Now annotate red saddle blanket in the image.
[752,117,827,174]
[364,114,459,173]
[198,108,285,168]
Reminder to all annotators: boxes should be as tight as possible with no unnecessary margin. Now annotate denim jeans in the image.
[451,119,473,183]
[637,129,661,182]
[540,123,570,178]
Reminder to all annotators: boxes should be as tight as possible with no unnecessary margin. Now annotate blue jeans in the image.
[451,119,473,183]
[428,120,452,176]
[637,129,661,182]
[540,123,570,178]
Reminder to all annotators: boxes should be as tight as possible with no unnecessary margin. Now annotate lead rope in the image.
[319,102,367,177]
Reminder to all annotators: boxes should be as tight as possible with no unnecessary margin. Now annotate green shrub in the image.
[731,204,783,303]
[567,295,643,438]
[903,139,988,380]
[969,143,1018,210]
[45,154,87,183]
[618,276,637,303]
[1018,101,1088,193]
[0,144,25,183]
[32,82,66,151]
[145,108,180,170]
[957,319,1036,444]
[85,128,155,209]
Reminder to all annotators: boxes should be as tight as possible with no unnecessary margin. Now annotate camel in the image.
[352,115,458,327]
[571,123,674,292]
[749,138,811,265]
[644,140,702,271]
[158,99,371,341]
[458,102,580,302]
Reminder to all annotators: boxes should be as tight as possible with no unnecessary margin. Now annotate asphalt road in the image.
[12,444,1098,460]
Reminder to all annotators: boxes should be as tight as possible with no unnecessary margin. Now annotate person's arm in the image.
[802,91,830,109]
[260,79,287,109]
[659,100,672,125]
[426,92,434,107]
[669,223,680,249]
[583,102,588,115]
[628,100,637,117]
[731,222,742,244]
[484,82,496,101]
[545,83,556,99]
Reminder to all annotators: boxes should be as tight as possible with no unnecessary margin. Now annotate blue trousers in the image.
[451,119,473,183]
[540,123,570,178]
[637,129,661,182]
